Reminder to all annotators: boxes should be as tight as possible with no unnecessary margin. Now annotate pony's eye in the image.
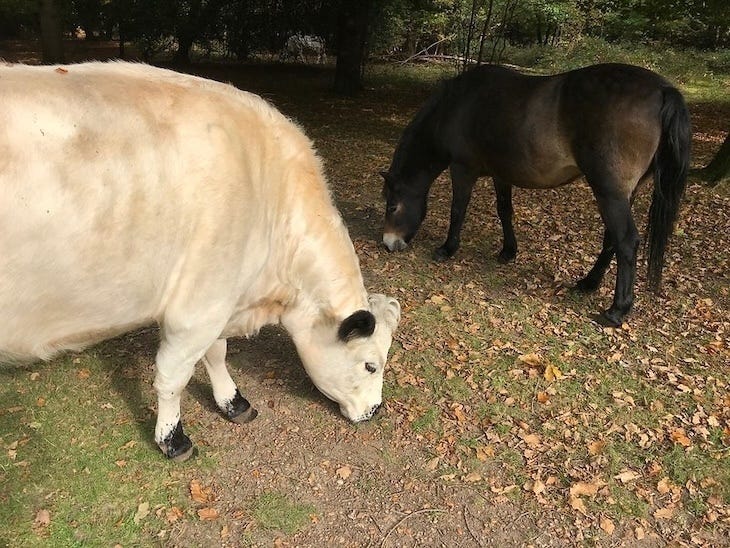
[387,203,398,214]
[365,362,377,374]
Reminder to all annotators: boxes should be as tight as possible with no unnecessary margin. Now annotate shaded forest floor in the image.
[1,47,728,547]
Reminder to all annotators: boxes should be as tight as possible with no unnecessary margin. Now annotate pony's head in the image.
[380,170,430,252]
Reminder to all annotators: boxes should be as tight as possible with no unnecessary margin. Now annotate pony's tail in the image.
[646,86,691,292]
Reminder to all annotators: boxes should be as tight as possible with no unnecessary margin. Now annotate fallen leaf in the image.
[34,509,51,528]
[166,506,183,523]
[336,465,352,480]
[587,440,606,456]
[657,477,673,494]
[518,352,542,367]
[77,369,90,380]
[635,526,645,540]
[654,506,675,519]
[599,517,615,535]
[569,481,601,497]
[114,460,126,468]
[543,363,563,382]
[190,479,212,503]
[133,502,150,524]
[614,470,640,483]
[569,496,587,515]
[425,456,440,470]
[463,472,482,483]
[197,507,219,520]
[536,392,550,404]
[670,428,691,447]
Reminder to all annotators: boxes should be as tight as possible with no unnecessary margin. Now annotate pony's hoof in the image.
[594,309,623,328]
[230,406,258,425]
[497,250,516,264]
[158,421,195,462]
[574,277,600,293]
[433,247,453,262]
[223,389,258,424]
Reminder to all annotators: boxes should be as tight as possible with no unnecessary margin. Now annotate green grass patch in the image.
[251,492,315,534]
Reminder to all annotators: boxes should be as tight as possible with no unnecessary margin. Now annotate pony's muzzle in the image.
[383,232,408,252]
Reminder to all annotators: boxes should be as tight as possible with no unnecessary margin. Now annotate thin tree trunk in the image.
[334,0,371,96]
[462,0,478,72]
[40,0,65,64]
[477,0,494,65]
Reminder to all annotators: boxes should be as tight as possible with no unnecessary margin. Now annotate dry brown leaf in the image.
[599,517,615,535]
[197,507,219,521]
[670,428,692,447]
[463,472,482,483]
[166,506,183,523]
[568,495,587,515]
[520,433,541,447]
[613,470,640,483]
[569,481,601,497]
[77,369,91,380]
[657,477,673,494]
[518,353,542,367]
[34,509,51,528]
[635,526,645,540]
[425,456,440,470]
[544,363,563,382]
[532,478,546,495]
[133,502,150,525]
[587,440,606,456]
[336,465,352,480]
[654,506,676,520]
[190,479,211,503]
[536,392,550,404]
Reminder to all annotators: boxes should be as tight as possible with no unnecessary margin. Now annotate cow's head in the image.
[286,294,401,422]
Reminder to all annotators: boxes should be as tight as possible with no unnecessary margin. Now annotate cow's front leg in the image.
[154,328,217,461]
[203,339,258,424]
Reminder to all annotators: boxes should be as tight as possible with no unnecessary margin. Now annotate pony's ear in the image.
[338,310,376,342]
[379,170,391,181]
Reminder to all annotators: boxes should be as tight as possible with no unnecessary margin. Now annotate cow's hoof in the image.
[225,389,258,424]
[159,421,195,462]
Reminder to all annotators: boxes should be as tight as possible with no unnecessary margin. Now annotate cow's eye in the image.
[365,362,377,374]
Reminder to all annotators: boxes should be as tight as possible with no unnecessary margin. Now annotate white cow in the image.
[0,62,400,461]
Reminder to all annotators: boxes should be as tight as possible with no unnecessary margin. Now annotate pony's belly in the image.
[510,163,582,189]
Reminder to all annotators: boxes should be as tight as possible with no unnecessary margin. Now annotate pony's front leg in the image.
[202,339,258,424]
[494,179,517,263]
[575,229,615,292]
[434,163,477,261]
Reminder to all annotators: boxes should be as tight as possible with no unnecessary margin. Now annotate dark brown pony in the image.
[381,63,690,327]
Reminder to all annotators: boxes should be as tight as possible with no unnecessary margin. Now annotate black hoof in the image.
[497,250,516,264]
[574,277,601,293]
[593,309,623,328]
[159,421,195,462]
[433,246,453,262]
[224,389,258,424]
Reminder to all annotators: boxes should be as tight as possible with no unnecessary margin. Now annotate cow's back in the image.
[0,62,311,361]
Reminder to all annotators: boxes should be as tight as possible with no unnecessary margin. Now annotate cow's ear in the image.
[338,310,376,342]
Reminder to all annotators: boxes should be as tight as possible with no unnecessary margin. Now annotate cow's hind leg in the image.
[203,339,258,424]
[575,229,614,292]
[154,326,221,461]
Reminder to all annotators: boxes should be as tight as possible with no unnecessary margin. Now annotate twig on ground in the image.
[380,508,447,547]
[463,505,484,547]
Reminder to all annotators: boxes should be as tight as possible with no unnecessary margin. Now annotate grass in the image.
[0,349,191,547]
[251,492,315,534]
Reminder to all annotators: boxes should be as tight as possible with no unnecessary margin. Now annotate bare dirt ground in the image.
[1,42,728,547]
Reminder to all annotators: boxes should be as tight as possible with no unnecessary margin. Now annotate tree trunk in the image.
[39,0,65,64]
[334,0,371,96]
[694,133,730,186]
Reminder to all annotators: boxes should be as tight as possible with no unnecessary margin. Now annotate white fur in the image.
[0,62,400,443]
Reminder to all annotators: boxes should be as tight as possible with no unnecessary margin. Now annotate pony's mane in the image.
[390,82,448,175]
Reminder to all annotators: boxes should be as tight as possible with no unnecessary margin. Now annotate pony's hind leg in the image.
[494,179,517,263]
[202,339,258,424]
[575,229,614,292]
[593,195,639,326]
[434,163,477,261]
